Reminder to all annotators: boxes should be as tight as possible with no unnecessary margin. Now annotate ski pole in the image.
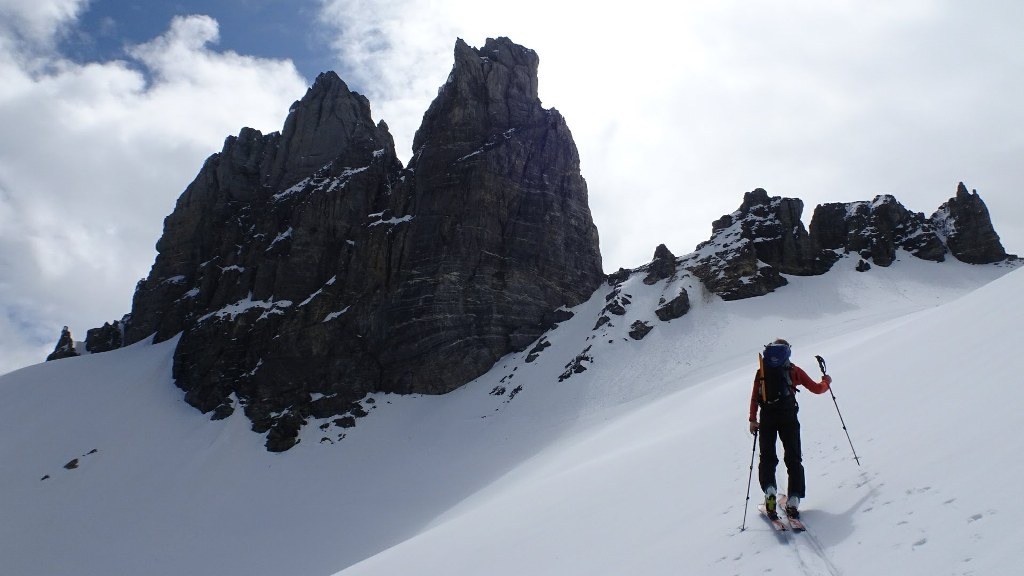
[816,355,861,466]
[740,429,758,531]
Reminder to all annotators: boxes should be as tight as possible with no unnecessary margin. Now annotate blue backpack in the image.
[759,344,794,405]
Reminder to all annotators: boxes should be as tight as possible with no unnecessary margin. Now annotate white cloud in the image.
[0,0,86,47]
[0,10,308,374]
[318,0,1024,270]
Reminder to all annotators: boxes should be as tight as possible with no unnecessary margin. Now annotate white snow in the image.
[457,149,483,162]
[273,177,311,201]
[272,165,368,203]
[267,227,293,250]
[368,214,413,227]
[323,306,350,322]
[298,276,337,307]
[197,293,293,322]
[1,256,1021,576]
[339,166,368,179]
[846,201,868,218]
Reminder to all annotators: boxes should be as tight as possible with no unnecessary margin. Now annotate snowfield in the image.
[1,254,1019,576]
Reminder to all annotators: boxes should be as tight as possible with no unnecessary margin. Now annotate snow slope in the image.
[1,255,1019,576]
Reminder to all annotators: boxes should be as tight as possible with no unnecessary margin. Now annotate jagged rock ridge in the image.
[77,38,603,451]
[46,38,1015,451]
[676,184,1015,300]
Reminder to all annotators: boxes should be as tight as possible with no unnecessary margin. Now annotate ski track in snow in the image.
[791,526,842,576]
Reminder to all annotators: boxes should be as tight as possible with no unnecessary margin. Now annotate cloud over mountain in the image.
[0,6,307,373]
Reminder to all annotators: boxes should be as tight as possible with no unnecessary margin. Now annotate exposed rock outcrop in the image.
[810,195,946,266]
[86,318,126,353]
[670,184,1013,301]
[628,320,653,340]
[111,38,601,450]
[932,183,1009,264]
[644,244,677,285]
[655,289,691,321]
[680,189,838,300]
[46,326,79,361]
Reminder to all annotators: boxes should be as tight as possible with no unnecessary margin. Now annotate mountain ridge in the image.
[43,38,1016,452]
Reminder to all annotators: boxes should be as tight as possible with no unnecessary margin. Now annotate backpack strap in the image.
[758,352,766,404]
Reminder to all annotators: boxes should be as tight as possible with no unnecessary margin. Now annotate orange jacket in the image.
[749,364,830,422]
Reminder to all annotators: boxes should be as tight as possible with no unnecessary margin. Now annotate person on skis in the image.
[748,338,831,520]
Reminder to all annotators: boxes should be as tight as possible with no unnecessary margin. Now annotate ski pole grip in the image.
[815,355,827,376]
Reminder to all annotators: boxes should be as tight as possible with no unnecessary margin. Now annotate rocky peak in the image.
[88,38,602,451]
[369,36,603,394]
[682,189,837,300]
[643,244,677,285]
[931,183,1008,264]
[124,73,401,347]
[46,326,79,361]
[85,317,126,353]
[267,71,396,192]
[671,183,1014,301]
[412,37,543,158]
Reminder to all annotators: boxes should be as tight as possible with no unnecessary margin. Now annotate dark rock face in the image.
[681,189,838,300]
[810,195,946,266]
[86,318,126,353]
[931,183,1009,264]
[593,286,631,330]
[607,267,631,286]
[375,37,603,394]
[46,326,79,361]
[676,184,1012,301]
[655,289,691,321]
[117,38,602,450]
[628,320,653,340]
[124,71,403,347]
[644,244,677,285]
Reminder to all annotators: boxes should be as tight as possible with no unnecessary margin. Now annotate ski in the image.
[785,514,806,532]
[757,505,788,532]
[778,495,806,532]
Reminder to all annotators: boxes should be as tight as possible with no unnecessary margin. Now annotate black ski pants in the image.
[758,398,805,499]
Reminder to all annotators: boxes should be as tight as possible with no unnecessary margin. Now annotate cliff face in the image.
[376,37,603,395]
[124,72,402,347]
[931,182,1008,264]
[116,38,603,451]
[811,195,947,267]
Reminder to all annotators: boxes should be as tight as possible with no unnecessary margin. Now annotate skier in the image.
[748,338,831,520]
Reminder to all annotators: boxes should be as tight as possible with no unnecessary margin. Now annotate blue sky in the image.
[2,0,1023,374]
[59,1,335,80]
